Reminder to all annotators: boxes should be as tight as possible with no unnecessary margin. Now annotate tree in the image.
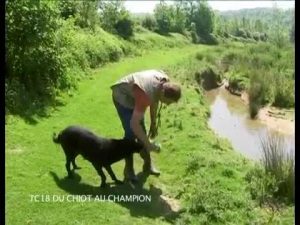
[182,0,199,29]
[114,17,133,39]
[6,0,64,113]
[214,14,226,36]
[142,15,157,31]
[193,1,216,43]
[270,4,287,48]
[74,0,99,31]
[58,0,78,19]
[254,19,263,32]
[154,1,172,34]
[171,1,186,33]
[58,1,100,31]
[290,14,295,43]
[98,0,129,33]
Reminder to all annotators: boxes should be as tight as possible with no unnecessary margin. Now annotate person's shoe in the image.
[149,168,161,176]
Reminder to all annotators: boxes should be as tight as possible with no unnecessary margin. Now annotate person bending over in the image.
[111,69,181,182]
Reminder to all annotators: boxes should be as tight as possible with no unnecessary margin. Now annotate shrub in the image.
[245,165,278,206]
[58,0,78,19]
[98,1,130,34]
[203,33,219,45]
[142,15,157,31]
[252,32,261,41]
[249,102,260,119]
[154,2,172,35]
[115,17,134,39]
[185,181,250,224]
[195,65,223,90]
[222,50,244,64]
[185,154,206,174]
[227,70,248,93]
[273,73,294,108]
[235,28,247,38]
[246,132,294,205]
[195,52,204,61]
[245,30,252,39]
[248,71,274,118]
[6,0,64,114]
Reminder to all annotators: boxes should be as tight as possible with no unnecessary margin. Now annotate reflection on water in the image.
[206,86,295,160]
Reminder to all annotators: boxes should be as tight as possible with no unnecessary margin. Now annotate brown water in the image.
[206,86,295,160]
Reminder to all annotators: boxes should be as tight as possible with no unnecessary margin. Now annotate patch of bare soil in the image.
[157,195,181,216]
[258,106,295,136]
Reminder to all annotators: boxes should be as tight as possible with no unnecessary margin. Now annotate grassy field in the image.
[5,45,294,225]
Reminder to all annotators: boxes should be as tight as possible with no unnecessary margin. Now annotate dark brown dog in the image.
[53,126,143,188]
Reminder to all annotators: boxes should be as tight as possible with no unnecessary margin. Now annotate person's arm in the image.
[131,85,155,151]
[131,110,152,149]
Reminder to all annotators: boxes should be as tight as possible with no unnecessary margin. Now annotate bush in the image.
[235,28,247,38]
[184,181,250,224]
[142,15,157,31]
[154,2,173,35]
[5,7,129,117]
[6,0,64,114]
[248,72,272,118]
[98,1,130,34]
[273,72,294,108]
[227,71,248,93]
[185,154,206,174]
[246,132,294,205]
[115,17,134,39]
[58,0,78,19]
[245,165,278,206]
[194,65,223,90]
[222,51,242,64]
[249,53,274,69]
[199,33,219,45]
[195,52,204,61]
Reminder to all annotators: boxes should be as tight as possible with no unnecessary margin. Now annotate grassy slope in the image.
[6,45,293,225]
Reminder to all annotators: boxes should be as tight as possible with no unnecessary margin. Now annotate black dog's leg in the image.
[105,165,123,185]
[71,157,81,170]
[92,163,107,188]
[65,156,73,178]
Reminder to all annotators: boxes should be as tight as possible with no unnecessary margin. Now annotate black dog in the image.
[53,126,144,188]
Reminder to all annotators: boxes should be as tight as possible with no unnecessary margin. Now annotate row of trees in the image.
[58,0,133,38]
[215,7,294,45]
[5,0,294,116]
[5,0,135,115]
[5,0,218,115]
[150,1,217,44]
[141,1,293,45]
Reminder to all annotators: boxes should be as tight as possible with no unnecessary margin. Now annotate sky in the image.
[124,1,295,13]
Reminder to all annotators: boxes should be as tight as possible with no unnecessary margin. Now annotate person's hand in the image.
[145,142,161,153]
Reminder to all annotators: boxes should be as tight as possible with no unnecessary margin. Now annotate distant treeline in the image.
[5,0,294,117]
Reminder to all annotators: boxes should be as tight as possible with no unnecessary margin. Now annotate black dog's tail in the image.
[52,132,62,144]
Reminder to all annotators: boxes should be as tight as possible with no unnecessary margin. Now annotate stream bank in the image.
[205,84,294,160]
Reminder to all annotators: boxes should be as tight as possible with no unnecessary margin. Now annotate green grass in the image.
[6,45,294,224]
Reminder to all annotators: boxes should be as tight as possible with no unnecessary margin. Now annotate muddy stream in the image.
[205,85,295,160]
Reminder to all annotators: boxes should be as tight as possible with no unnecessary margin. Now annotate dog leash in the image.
[156,101,163,132]
[148,101,163,138]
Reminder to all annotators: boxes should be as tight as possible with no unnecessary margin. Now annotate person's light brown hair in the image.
[163,82,181,102]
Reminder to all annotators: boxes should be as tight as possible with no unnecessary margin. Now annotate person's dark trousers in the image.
[112,97,152,181]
